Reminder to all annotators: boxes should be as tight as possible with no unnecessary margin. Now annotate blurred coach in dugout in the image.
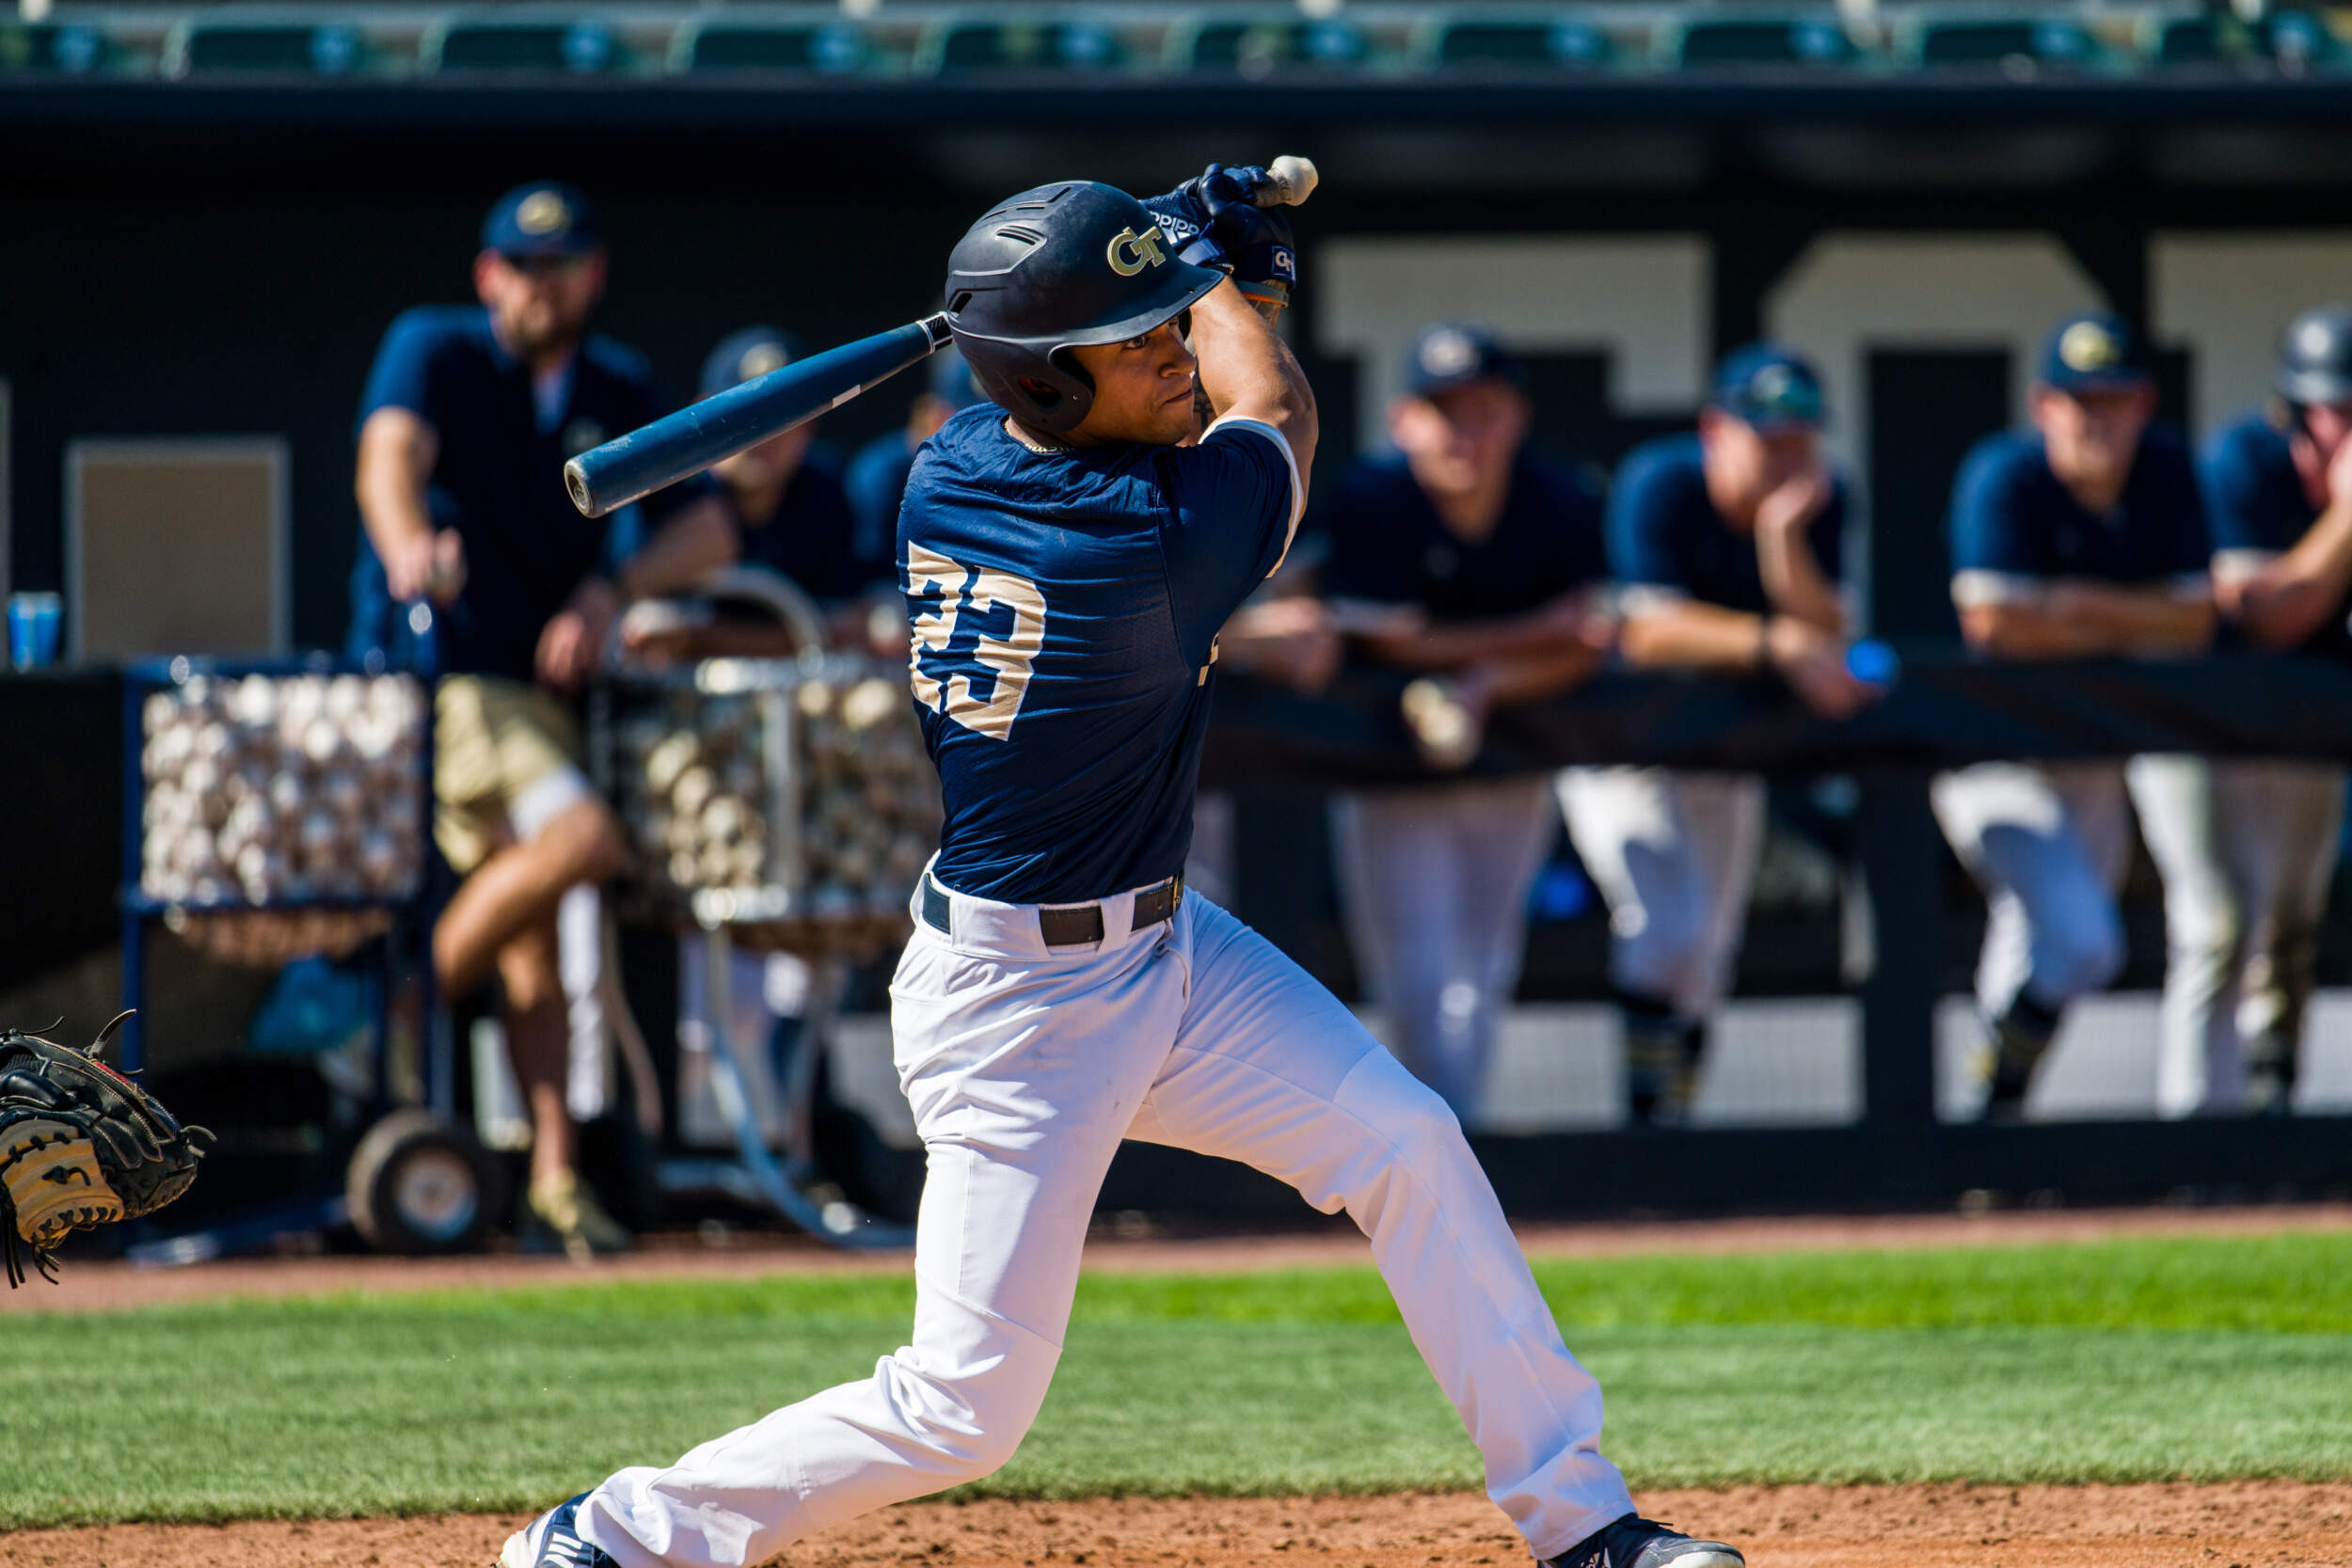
[1561,346,1876,1126]
[2185,306,2352,1115]
[1932,312,2214,1123]
[1320,324,1613,1122]
[347,181,735,1255]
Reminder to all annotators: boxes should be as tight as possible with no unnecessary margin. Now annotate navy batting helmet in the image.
[2277,306,2352,407]
[944,181,1223,435]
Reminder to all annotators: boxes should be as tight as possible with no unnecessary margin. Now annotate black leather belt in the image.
[921,874,1182,947]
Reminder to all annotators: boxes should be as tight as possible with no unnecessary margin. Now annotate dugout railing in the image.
[13,653,2352,1228]
[1109,647,2352,1219]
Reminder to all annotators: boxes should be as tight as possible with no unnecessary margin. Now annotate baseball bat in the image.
[565,314,953,518]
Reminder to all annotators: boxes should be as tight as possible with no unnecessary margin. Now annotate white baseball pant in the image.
[1555,768,1765,1019]
[1328,778,1559,1119]
[1931,762,2131,1017]
[574,881,1636,1568]
[2124,754,2344,1116]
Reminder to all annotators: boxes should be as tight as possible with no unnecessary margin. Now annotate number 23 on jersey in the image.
[905,545,1048,740]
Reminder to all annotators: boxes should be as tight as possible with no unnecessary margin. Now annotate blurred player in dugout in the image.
[1319,325,1613,1121]
[1562,346,1878,1126]
[1932,312,2214,1122]
[2177,305,2352,1116]
[347,181,735,1255]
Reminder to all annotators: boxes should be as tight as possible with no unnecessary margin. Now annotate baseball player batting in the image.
[503,166,1742,1568]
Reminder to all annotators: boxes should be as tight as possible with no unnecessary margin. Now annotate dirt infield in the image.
[14,1201,2352,1314]
[7,1484,2350,1568]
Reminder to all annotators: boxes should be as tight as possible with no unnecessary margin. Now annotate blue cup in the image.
[7,592,62,671]
[1845,638,1899,687]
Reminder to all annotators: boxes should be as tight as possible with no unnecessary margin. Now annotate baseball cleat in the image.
[500,1492,617,1567]
[1624,1026,1703,1128]
[1972,1017,2048,1124]
[1547,1513,1744,1568]
[2243,1029,2298,1115]
[526,1169,632,1262]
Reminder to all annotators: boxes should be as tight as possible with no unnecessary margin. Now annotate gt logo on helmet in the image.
[1105,225,1168,277]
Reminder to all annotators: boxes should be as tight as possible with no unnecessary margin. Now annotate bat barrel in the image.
[565,314,951,518]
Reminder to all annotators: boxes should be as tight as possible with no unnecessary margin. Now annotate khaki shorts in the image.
[434,674,591,874]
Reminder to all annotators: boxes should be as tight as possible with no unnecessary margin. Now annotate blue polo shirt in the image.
[1608,432,1847,611]
[1320,449,1606,624]
[1948,426,2208,605]
[2201,411,2350,658]
[345,305,709,681]
[731,449,879,601]
[903,405,1301,904]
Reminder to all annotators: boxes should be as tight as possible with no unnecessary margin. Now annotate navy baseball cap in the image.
[701,326,800,399]
[1404,324,1525,398]
[482,182,602,260]
[1708,344,1826,431]
[2037,311,2152,393]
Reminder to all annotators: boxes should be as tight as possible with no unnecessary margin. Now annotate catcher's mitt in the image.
[0,1010,212,1286]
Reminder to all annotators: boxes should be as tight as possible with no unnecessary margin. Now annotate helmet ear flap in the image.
[962,347,1094,436]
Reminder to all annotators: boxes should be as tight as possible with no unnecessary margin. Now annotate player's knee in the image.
[537,796,626,887]
[2040,911,2125,1000]
[958,1417,1030,1481]
[882,1338,1055,1482]
[1350,1050,1470,1164]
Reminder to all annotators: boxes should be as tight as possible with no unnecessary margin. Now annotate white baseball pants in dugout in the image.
[576,882,1635,1568]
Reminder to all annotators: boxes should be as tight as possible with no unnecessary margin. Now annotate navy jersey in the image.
[345,305,708,681]
[732,451,876,600]
[1320,450,1606,625]
[2201,411,2350,658]
[1948,426,2208,607]
[901,405,1302,904]
[846,431,920,586]
[1607,432,1847,612]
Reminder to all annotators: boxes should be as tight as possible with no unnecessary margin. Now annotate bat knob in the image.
[1255,155,1319,209]
[564,459,603,519]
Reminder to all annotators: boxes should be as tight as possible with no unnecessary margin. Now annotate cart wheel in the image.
[346,1110,503,1256]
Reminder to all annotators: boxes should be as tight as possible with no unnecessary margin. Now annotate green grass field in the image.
[5,1231,2351,1528]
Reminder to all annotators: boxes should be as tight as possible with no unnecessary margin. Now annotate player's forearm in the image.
[1957,602,2110,658]
[1960,591,2211,658]
[2233,506,2352,648]
[354,412,437,561]
[1357,612,1573,672]
[1617,602,1774,672]
[1189,279,1317,475]
[615,496,737,601]
[1467,643,1608,706]
[1756,527,1846,635]
[2068,583,2215,653]
[2233,573,2348,649]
